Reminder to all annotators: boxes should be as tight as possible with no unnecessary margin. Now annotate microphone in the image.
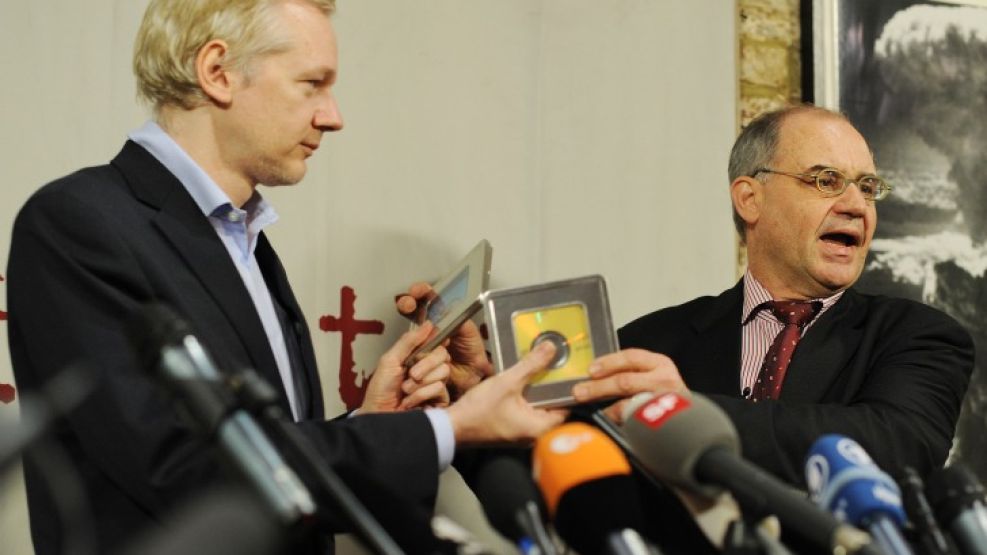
[132,305,449,555]
[122,488,286,555]
[473,455,558,555]
[128,304,317,525]
[532,422,660,555]
[805,434,914,555]
[621,392,876,555]
[0,364,95,474]
[926,464,987,555]
[900,466,958,555]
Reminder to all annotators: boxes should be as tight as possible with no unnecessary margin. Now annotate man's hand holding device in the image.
[397,241,619,409]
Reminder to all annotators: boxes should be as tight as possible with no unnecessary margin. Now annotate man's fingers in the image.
[419,362,451,385]
[399,382,449,410]
[505,341,556,383]
[403,346,451,394]
[572,369,666,403]
[407,281,433,298]
[396,295,418,316]
[383,321,433,363]
[589,349,672,378]
[395,282,434,318]
[403,362,450,394]
[409,346,450,381]
[396,282,433,311]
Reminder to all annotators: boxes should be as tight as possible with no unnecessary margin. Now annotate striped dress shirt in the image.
[739,271,843,398]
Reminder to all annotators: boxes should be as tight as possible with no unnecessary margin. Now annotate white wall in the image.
[0,1,737,553]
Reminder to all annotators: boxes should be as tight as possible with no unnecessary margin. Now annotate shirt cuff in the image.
[425,408,456,472]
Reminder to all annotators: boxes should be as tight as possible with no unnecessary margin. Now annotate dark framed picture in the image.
[809,0,987,480]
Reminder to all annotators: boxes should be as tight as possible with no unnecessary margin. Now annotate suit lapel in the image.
[679,281,744,396]
[256,234,325,419]
[112,142,289,409]
[779,289,866,402]
[679,283,868,401]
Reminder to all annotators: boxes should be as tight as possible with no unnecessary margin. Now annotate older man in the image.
[6,1,565,553]
[397,105,973,554]
[405,105,972,488]
[574,105,973,484]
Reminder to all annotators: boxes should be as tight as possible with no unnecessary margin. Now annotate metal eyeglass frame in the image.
[753,167,893,201]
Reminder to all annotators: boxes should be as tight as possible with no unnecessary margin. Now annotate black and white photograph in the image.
[814,0,987,480]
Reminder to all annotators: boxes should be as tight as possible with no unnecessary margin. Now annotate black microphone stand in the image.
[227,368,405,555]
[0,365,99,555]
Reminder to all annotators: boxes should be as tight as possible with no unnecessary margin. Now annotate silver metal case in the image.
[405,239,492,366]
[480,275,617,408]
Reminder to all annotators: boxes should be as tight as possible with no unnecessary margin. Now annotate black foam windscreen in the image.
[126,303,193,370]
[553,474,649,555]
[473,455,547,542]
[533,422,649,555]
[122,488,286,555]
[926,464,987,526]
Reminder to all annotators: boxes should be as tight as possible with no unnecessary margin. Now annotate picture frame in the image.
[808,0,987,479]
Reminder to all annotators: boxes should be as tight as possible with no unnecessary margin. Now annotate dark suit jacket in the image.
[618,280,973,485]
[7,141,439,554]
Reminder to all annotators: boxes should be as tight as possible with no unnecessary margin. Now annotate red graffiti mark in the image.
[0,273,6,321]
[0,383,15,404]
[319,286,384,411]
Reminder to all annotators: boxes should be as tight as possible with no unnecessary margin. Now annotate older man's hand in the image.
[571,348,689,423]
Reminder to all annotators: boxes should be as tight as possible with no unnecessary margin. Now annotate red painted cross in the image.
[319,286,384,411]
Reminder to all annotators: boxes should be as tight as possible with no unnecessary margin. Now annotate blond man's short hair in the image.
[134,0,336,113]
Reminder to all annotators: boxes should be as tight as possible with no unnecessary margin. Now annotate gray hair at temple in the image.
[727,104,851,243]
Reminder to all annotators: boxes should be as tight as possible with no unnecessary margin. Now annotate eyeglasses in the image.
[753,167,893,201]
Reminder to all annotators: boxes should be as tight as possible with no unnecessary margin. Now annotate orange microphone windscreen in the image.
[531,422,632,516]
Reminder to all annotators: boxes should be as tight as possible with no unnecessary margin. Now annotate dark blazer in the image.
[7,141,439,554]
[618,280,973,485]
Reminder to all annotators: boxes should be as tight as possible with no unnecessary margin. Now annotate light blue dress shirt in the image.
[128,121,453,469]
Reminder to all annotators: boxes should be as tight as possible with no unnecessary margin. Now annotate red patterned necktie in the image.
[750,300,821,402]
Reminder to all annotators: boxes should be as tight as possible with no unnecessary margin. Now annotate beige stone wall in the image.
[735,0,802,273]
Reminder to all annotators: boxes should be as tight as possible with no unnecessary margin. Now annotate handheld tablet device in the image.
[404,239,492,366]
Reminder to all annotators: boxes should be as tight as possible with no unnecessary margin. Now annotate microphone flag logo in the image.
[806,454,830,502]
[549,431,595,455]
[836,437,874,466]
[633,392,691,429]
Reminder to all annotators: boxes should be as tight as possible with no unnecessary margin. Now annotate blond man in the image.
[7,1,565,553]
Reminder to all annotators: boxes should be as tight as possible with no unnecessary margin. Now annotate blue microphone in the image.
[805,434,914,555]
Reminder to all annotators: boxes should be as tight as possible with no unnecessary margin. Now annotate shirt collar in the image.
[128,120,278,234]
[741,270,844,324]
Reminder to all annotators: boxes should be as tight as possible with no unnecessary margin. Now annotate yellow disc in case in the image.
[512,302,594,384]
